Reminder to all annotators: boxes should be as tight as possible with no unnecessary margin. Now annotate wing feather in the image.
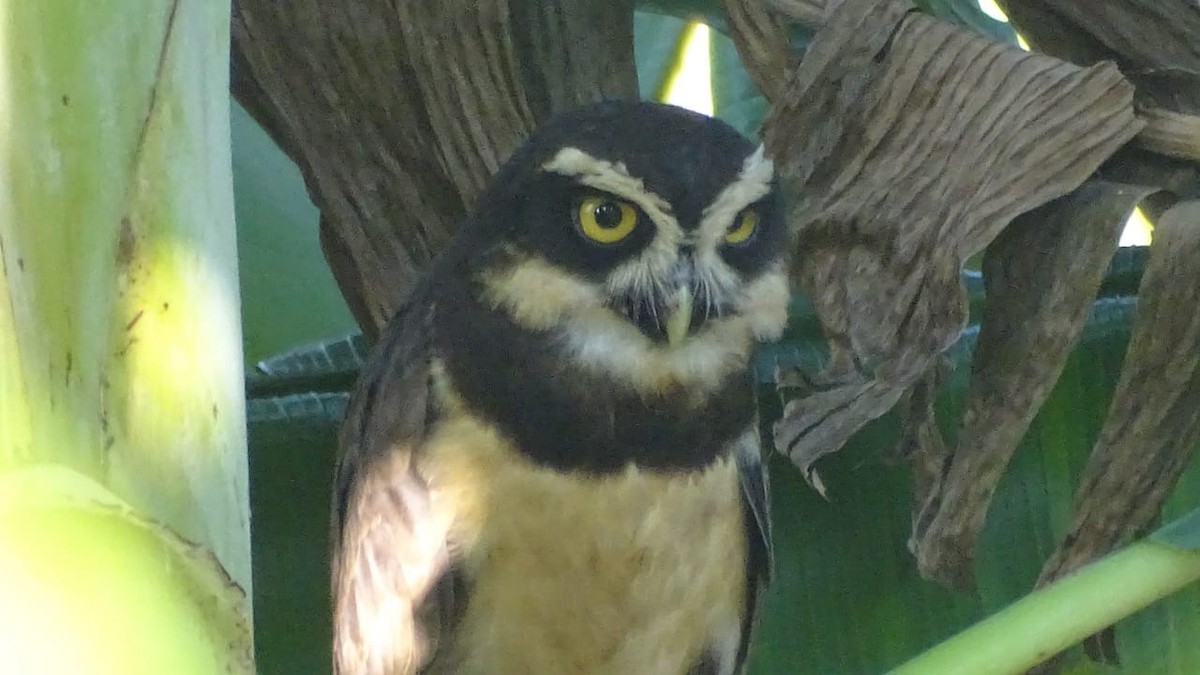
[331,286,463,675]
[734,427,773,674]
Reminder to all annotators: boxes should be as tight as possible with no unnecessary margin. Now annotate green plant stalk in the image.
[0,0,253,672]
[888,541,1200,675]
[0,467,252,675]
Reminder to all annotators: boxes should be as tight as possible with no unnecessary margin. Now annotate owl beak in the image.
[664,285,694,346]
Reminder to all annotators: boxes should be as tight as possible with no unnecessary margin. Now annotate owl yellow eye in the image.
[576,196,638,244]
[724,210,758,245]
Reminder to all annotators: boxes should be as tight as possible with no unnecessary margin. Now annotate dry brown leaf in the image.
[909,181,1154,589]
[997,1,1200,165]
[1136,104,1200,162]
[1101,146,1200,201]
[755,0,1142,486]
[1020,199,1200,670]
[1040,200,1200,585]
[722,0,796,101]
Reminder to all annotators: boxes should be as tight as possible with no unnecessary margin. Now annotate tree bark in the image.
[231,0,638,339]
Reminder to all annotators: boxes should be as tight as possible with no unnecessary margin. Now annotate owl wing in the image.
[331,282,463,675]
[734,426,774,673]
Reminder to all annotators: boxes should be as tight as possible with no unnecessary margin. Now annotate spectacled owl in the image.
[332,100,791,675]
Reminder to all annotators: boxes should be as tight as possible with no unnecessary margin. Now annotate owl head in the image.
[439,101,791,397]
[425,101,790,471]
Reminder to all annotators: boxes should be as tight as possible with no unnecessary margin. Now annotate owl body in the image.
[333,101,790,675]
[415,412,747,674]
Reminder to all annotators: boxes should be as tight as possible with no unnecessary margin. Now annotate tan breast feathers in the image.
[419,414,748,674]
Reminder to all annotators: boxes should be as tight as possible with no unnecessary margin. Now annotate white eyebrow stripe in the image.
[541,147,680,238]
[696,145,774,246]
